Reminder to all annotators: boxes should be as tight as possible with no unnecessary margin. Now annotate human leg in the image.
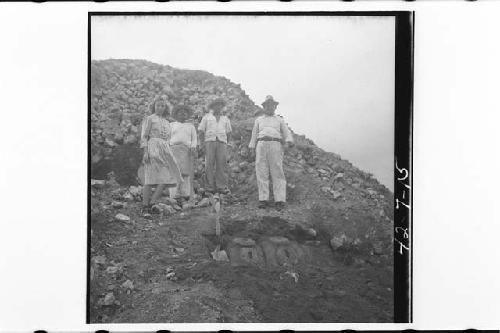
[169,185,178,199]
[268,142,287,203]
[141,184,153,217]
[205,141,216,191]
[255,141,270,202]
[215,142,228,190]
[143,185,152,206]
[151,184,167,204]
[179,175,191,198]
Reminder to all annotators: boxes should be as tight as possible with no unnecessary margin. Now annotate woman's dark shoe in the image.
[151,204,162,214]
[141,206,152,219]
[275,202,285,211]
[174,197,185,205]
[218,187,231,195]
[258,200,268,209]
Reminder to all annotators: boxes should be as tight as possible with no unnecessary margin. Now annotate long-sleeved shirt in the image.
[170,122,197,148]
[198,112,232,144]
[248,114,293,149]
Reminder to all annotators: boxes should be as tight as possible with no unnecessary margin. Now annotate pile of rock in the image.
[91,176,225,218]
[91,59,261,173]
[90,59,394,256]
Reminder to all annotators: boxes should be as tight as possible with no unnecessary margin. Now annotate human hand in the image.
[142,151,150,164]
[190,147,197,158]
[249,148,256,159]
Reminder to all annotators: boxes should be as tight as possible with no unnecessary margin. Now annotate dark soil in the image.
[89,192,393,323]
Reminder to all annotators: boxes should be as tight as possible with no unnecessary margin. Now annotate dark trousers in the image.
[205,141,228,190]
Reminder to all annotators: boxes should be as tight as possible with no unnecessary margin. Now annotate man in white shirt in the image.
[198,98,232,194]
[249,95,294,210]
[169,105,198,201]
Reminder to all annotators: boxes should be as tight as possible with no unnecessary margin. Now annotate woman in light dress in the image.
[140,96,183,217]
[169,105,198,202]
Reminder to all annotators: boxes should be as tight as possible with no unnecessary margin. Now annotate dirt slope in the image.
[89,59,394,322]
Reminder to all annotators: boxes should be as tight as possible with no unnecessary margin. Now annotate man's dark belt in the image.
[257,137,283,143]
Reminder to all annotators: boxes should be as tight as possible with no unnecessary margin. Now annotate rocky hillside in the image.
[90,59,258,170]
[90,59,394,256]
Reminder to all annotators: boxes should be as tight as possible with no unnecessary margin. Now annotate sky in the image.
[92,15,395,190]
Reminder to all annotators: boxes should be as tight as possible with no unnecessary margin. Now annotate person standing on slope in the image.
[140,96,183,217]
[248,95,294,211]
[169,104,198,202]
[198,97,232,194]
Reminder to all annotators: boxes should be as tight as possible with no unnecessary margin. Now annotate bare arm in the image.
[280,118,293,144]
[140,116,152,162]
[226,118,232,144]
[189,123,197,149]
[141,117,153,146]
[197,116,207,148]
[248,118,259,149]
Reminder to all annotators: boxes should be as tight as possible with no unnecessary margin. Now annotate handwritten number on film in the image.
[395,160,410,255]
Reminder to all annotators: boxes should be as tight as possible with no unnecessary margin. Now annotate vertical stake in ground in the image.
[210,194,228,261]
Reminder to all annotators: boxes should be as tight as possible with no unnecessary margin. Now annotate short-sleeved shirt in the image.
[170,122,198,148]
[248,114,293,149]
[198,112,232,144]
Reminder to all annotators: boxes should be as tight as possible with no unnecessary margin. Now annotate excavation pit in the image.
[206,236,311,269]
[203,216,318,268]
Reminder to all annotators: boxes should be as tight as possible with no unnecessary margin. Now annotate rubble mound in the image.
[90,59,394,257]
[90,59,259,183]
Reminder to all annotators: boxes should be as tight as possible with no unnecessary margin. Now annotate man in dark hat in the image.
[249,95,294,210]
[169,104,197,201]
[198,97,232,194]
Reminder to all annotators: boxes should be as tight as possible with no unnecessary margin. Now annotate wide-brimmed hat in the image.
[261,95,279,107]
[208,97,226,110]
[172,104,193,120]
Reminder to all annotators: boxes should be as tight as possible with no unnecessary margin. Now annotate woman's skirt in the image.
[144,138,183,186]
[170,143,193,176]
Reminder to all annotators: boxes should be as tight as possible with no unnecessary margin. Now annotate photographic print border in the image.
[87,10,414,324]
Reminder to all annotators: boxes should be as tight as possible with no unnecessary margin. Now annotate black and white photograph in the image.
[3,1,500,332]
[88,12,413,324]
[88,12,410,323]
